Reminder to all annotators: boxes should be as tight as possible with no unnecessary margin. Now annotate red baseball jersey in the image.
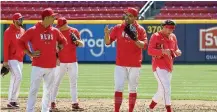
[58,27,80,63]
[18,22,67,68]
[4,24,25,62]
[108,21,148,67]
[148,32,179,72]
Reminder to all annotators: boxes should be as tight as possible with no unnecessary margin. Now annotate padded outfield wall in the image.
[0,20,217,63]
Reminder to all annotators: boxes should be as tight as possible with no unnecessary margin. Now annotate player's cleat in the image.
[7,102,19,108]
[49,102,58,112]
[51,102,56,109]
[145,105,153,112]
[145,108,153,112]
[72,103,84,111]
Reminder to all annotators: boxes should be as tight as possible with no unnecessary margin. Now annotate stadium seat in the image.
[156,1,217,19]
[1,1,146,20]
[55,1,65,8]
[1,1,8,7]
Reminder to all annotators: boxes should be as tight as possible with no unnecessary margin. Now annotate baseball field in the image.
[1,64,217,112]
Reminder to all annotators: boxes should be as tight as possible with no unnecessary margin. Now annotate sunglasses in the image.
[17,18,23,23]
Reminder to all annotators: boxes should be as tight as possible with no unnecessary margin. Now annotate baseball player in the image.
[147,20,182,112]
[50,17,84,111]
[18,8,67,112]
[104,7,148,112]
[3,13,25,108]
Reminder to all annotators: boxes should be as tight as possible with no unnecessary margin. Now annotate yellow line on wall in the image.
[0,20,216,24]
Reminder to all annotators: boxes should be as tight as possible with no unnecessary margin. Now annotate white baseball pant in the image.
[152,67,172,105]
[51,62,78,103]
[26,66,55,112]
[114,65,141,93]
[8,60,23,102]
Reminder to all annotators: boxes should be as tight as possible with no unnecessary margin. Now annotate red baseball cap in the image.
[56,17,67,28]
[41,8,58,19]
[13,13,24,20]
[124,7,138,17]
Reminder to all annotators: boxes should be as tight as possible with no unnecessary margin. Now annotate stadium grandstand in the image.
[1,1,216,20]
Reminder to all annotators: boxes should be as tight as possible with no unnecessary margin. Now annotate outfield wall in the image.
[0,20,217,63]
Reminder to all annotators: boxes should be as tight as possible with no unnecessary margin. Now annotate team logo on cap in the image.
[200,27,217,51]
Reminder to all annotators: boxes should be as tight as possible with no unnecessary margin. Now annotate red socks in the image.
[149,100,157,109]
[114,92,138,112]
[114,91,123,112]
[129,93,137,112]
[166,105,172,112]
[149,100,172,112]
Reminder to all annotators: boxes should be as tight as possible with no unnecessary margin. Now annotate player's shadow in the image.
[50,110,82,112]
[1,108,86,112]
[1,107,20,112]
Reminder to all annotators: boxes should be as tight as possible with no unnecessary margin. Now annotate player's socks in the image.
[114,91,123,112]
[149,100,157,109]
[166,105,172,112]
[129,93,137,112]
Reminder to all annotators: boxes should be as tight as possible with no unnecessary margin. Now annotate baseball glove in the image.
[70,33,78,42]
[1,66,9,77]
[124,24,137,41]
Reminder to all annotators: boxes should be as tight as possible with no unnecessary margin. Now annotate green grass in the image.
[1,64,217,101]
